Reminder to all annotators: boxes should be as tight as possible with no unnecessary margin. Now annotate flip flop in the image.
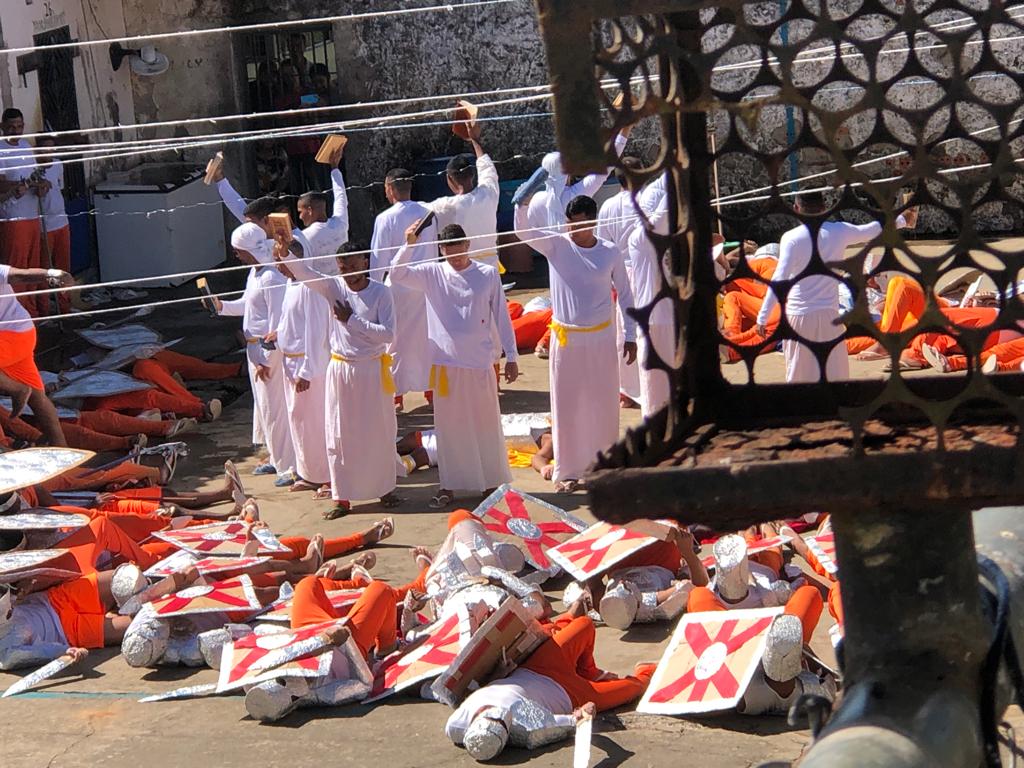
[428,492,453,510]
[290,479,319,493]
[380,493,403,509]
[224,461,246,506]
[313,485,332,501]
[413,552,433,571]
[373,517,395,543]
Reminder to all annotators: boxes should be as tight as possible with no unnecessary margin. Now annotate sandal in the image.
[224,461,246,508]
[290,479,319,493]
[379,492,403,509]
[313,485,332,501]
[372,517,395,543]
[429,492,454,510]
[555,479,580,494]
[323,502,350,520]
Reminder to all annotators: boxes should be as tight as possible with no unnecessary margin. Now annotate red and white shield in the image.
[548,522,660,581]
[638,606,783,715]
[365,606,472,703]
[146,551,271,579]
[806,531,838,576]
[217,619,343,692]
[152,521,289,557]
[472,485,587,573]
[701,534,793,570]
[149,575,262,617]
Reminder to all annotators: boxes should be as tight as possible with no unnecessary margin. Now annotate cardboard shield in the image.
[152,521,290,557]
[637,606,784,715]
[76,324,161,350]
[806,531,838,576]
[260,588,364,624]
[0,448,94,493]
[431,598,548,707]
[145,551,271,579]
[548,522,661,581]
[471,485,587,575]
[366,604,475,703]
[701,534,793,570]
[49,370,152,401]
[0,511,90,531]
[149,575,262,617]
[217,620,347,692]
[0,549,68,577]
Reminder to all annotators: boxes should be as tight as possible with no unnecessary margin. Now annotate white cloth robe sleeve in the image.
[217,178,247,223]
[369,212,391,277]
[489,268,519,362]
[564,132,629,200]
[217,268,254,317]
[327,168,349,245]
[296,288,331,382]
[245,272,274,367]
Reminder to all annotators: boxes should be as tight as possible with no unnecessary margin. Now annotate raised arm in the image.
[474,152,500,202]
[568,132,629,199]
[278,249,346,307]
[216,178,247,224]
[327,168,349,243]
[387,226,434,292]
[513,204,559,259]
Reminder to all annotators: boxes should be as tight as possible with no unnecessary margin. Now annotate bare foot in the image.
[352,551,377,571]
[321,624,350,648]
[299,534,325,573]
[316,562,337,579]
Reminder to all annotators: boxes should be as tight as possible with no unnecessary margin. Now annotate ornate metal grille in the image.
[535,0,1024,523]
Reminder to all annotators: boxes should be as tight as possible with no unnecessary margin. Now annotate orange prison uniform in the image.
[846,276,953,355]
[522,616,655,710]
[59,422,132,452]
[87,388,204,419]
[290,578,398,658]
[45,225,71,314]
[150,350,242,381]
[49,516,160,574]
[906,307,1002,366]
[0,323,44,389]
[1,218,44,316]
[745,532,783,576]
[42,462,160,493]
[46,572,106,648]
[687,584,823,645]
[973,336,1024,372]
[74,410,176,438]
[508,301,555,352]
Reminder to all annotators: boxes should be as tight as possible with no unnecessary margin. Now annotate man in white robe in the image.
[514,196,637,493]
[391,222,518,508]
[212,223,295,482]
[627,172,676,417]
[371,168,438,409]
[278,239,399,520]
[755,190,915,382]
[428,123,501,272]
[275,231,332,496]
[296,144,349,276]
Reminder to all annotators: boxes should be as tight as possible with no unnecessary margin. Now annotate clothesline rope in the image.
[0,0,527,57]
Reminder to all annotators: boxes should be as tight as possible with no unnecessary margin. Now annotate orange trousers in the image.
[60,422,131,452]
[976,336,1024,372]
[687,584,823,645]
[50,516,160,574]
[908,307,1002,368]
[74,410,175,437]
[522,616,654,710]
[397,509,476,598]
[0,405,42,443]
[152,350,242,381]
[88,388,204,419]
[0,326,43,390]
[509,305,554,352]
[290,578,398,658]
[1,219,44,316]
[132,358,204,409]
[42,462,160,493]
[44,225,71,314]
[47,572,106,649]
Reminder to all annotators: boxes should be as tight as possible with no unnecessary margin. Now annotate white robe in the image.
[301,168,348,276]
[599,189,642,403]
[514,206,635,482]
[278,279,332,485]
[219,265,295,473]
[371,199,438,395]
[286,256,397,501]
[390,246,517,492]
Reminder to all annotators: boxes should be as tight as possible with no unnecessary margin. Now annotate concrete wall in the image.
[0,0,136,185]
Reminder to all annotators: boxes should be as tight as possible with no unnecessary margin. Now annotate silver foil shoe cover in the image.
[713,534,750,603]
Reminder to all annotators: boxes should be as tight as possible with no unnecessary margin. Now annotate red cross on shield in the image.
[366,609,468,702]
[472,487,584,572]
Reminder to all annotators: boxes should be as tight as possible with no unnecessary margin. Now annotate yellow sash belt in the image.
[283,352,305,359]
[548,317,612,349]
[330,352,396,395]
[472,250,506,274]
[428,364,449,398]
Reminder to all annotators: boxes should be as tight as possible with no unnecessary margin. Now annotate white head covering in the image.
[230,222,273,265]
[541,152,568,226]
[464,708,510,761]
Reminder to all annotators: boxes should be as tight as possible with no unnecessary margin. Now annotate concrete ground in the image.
[2,268,1016,767]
